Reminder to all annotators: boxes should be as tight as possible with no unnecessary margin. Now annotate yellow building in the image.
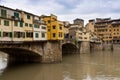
[41,14,64,40]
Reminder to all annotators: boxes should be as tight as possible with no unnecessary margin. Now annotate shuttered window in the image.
[14,12,19,18]
[20,22,23,27]
[1,9,6,18]
[4,20,9,26]
[35,33,39,38]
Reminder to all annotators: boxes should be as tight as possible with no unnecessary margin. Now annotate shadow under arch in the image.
[0,48,42,64]
[62,43,79,55]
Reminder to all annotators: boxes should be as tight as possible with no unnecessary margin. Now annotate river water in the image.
[0,50,120,80]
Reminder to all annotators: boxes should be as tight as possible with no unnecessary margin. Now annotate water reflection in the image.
[0,50,120,80]
[0,53,8,75]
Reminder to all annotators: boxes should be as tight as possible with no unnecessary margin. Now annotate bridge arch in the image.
[62,43,79,55]
[0,47,42,64]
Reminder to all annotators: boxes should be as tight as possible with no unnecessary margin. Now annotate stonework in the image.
[0,41,62,63]
[80,41,90,53]
[42,41,62,63]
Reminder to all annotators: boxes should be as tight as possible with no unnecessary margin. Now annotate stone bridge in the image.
[0,40,90,63]
[0,41,62,63]
[62,39,90,54]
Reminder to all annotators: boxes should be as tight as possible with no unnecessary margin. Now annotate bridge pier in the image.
[42,41,62,63]
[80,41,90,54]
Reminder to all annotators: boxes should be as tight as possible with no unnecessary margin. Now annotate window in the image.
[48,20,50,23]
[59,32,62,37]
[35,33,39,38]
[34,24,39,28]
[84,37,87,39]
[14,12,19,18]
[20,22,23,27]
[3,32,9,37]
[48,29,50,31]
[53,33,56,37]
[14,32,23,38]
[27,15,30,19]
[25,23,28,27]
[52,25,56,29]
[59,26,62,30]
[3,32,12,37]
[26,32,33,38]
[4,20,9,26]
[14,21,18,26]
[41,33,45,38]
[29,24,32,27]
[42,26,46,29]
[1,9,6,18]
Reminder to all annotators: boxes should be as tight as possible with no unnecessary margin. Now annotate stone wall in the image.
[80,41,90,53]
[90,43,103,50]
[113,44,120,50]
[42,41,62,63]
[90,43,114,51]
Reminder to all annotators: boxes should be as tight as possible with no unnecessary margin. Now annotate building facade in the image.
[69,24,83,41]
[41,14,64,40]
[85,19,95,33]
[93,18,120,44]
[0,5,47,42]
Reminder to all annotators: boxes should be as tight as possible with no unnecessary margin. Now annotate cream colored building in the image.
[0,6,24,41]
[0,5,47,42]
[81,28,90,42]
[21,11,33,41]
[33,15,47,41]
[69,24,83,41]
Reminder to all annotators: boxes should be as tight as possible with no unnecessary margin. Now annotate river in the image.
[0,50,120,80]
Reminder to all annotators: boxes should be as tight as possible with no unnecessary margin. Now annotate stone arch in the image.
[62,43,79,55]
[0,47,42,63]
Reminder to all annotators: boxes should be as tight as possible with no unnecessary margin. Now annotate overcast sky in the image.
[1,0,120,24]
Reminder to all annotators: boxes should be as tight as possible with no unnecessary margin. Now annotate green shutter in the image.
[35,33,39,38]
[9,32,12,38]
[1,9,6,18]
[20,22,23,27]
[17,13,19,18]
[14,12,19,18]
[4,20,9,26]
